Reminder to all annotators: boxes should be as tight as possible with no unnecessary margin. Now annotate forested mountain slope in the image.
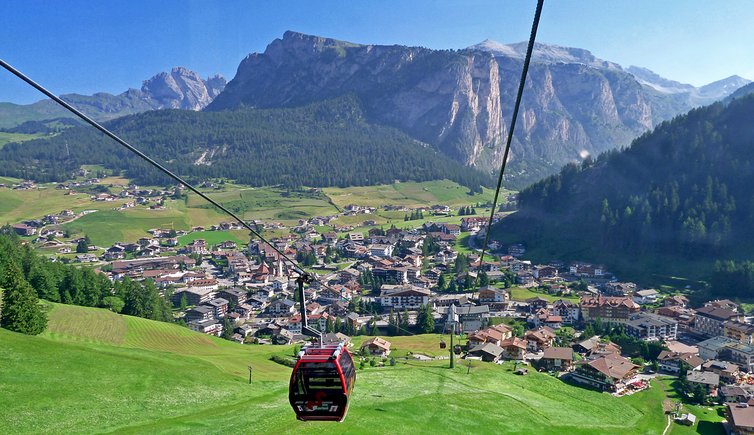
[493,94,754,285]
[0,96,490,189]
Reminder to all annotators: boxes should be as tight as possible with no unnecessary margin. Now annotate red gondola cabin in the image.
[289,343,356,422]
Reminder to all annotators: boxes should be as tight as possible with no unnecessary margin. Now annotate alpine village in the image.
[4,11,754,435]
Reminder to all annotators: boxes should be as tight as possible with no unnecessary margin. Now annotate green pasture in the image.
[178,230,248,248]
[324,180,502,209]
[0,132,46,148]
[187,187,338,225]
[0,303,676,434]
[509,286,580,303]
[0,187,127,225]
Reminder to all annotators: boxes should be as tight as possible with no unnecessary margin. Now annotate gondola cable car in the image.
[288,274,356,422]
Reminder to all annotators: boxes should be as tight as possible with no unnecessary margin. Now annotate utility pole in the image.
[248,365,253,384]
[450,320,455,369]
[449,305,457,369]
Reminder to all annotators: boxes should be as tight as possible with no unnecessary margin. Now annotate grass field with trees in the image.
[0,303,686,434]
[0,132,45,148]
[3,179,511,250]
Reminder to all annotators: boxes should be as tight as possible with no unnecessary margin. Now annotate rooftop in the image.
[698,336,738,350]
[627,313,677,328]
[470,342,505,357]
[696,305,739,321]
[362,336,391,350]
[542,347,574,361]
[687,370,720,386]
[585,354,638,380]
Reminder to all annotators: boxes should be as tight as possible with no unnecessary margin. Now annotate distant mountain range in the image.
[0,96,491,190]
[626,65,749,105]
[207,31,750,187]
[0,67,225,129]
[1,31,750,188]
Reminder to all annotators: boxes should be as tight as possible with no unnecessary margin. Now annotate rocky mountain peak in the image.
[207,31,751,187]
[698,75,751,98]
[141,67,226,111]
[469,40,622,70]
[626,66,695,94]
[260,30,364,65]
[627,66,750,106]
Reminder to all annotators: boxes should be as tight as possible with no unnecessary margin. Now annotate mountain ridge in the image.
[208,31,750,187]
[0,67,226,129]
[2,31,750,188]
[0,95,491,189]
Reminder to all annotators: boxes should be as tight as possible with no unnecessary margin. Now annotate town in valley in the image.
[5,174,754,433]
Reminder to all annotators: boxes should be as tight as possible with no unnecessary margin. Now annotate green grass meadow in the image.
[2,179,504,250]
[509,286,580,303]
[0,188,128,225]
[0,132,46,148]
[177,230,248,248]
[0,303,685,434]
[324,180,501,209]
[187,187,338,224]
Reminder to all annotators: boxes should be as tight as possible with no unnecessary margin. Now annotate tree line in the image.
[0,95,492,190]
[495,94,754,285]
[0,227,174,337]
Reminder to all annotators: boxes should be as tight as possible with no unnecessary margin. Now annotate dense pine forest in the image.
[0,227,173,335]
[0,95,491,190]
[493,94,754,291]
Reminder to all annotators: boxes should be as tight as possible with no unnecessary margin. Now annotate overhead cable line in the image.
[476,0,544,276]
[0,58,306,276]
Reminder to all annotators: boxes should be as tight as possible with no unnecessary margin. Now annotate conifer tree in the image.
[417,304,435,334]
[221,317,234,340]
[388,309,397,336]
[400,308,410,334]
[437,274,446,291]
[0,262,47,335]
[334,317,343,334]
[479,271,489,287]
[370,320,379,336]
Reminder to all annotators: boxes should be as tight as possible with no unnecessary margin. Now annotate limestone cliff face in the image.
[141,67,227,111]
[54,68,226,122]
[209,31,506,169]
[208,31,747,187]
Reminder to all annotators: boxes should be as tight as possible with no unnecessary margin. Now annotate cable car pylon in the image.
[448,305,458,369]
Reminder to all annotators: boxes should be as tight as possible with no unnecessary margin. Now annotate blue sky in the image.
[2,0,753,104]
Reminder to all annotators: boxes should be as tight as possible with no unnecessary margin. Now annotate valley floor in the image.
[0,303,683,435]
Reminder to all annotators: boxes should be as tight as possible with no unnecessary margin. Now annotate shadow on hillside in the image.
[696,420,725,435]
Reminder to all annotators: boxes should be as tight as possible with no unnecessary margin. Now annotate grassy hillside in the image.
[324,180,502,209]
[0,303,693,434]
[177,230,248,248]
[494,96,754,289]
[3,179,500,248]
[189,187,338,222]
[0,101,72,129]
[0,188,131,225]
[0,132,46,148]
